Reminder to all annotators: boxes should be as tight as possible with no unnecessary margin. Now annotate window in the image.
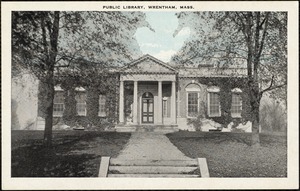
[98,94,106,117]
[187,92,199,117]
[186,83,201,118]
[231,88,242,117]
[208,93,220,117]
[207,86,221,117]
[75,92,86,116]
[53,91,64,116]
[162,97,170,117]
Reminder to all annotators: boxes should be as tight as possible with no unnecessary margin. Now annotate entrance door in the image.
[142,92,154,123]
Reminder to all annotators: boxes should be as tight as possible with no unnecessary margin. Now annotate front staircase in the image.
[98,157,209,178]
[115,124,179,133]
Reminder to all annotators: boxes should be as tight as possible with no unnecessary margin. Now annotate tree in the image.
[173,12,287,146]
[12,11,152,146]
[12,11,60,147]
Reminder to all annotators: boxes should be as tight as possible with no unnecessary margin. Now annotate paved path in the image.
[115,132,192,160]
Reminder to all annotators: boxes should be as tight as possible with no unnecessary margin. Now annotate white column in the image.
[119,80,124,124]
[171,81,177,124]
[157,81,163,124]
[133,80,138,124]
[177,86,180,117]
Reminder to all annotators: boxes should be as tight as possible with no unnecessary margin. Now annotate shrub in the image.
[187,115,204,131]
[260,98,287,133]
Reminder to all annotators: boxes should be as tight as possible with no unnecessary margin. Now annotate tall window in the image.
[75,92,86,116]
[98,94,106,117]
[207,86,221,117]
[53,91,64,116]
[231,88,242,117]
[162,97,170,117]
[186,83,200,117]
[187,93,199,117]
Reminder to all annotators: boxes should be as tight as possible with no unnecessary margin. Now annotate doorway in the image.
[142,92,154,123]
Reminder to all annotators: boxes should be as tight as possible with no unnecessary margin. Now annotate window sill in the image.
[208,115,221,118]
[186,116,198,119]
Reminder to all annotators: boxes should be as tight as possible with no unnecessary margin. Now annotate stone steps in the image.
[110,159,198,166]
[99,157,209,178]
[115,125,179,133]
[109,166,198,174]
[108,174,200,178]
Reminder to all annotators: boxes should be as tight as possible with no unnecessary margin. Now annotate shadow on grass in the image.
[11,131,131,177]
[167,131,287,146]
[12,147,98,177]
[166,131,287,177]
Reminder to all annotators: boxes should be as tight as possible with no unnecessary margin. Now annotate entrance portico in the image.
[119,75,177,125]
[117,54,178,131]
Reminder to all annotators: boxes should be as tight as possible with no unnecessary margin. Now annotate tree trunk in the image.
[251,103,260,146]
[43,11,60,147]
[248,80,262,146]
[43,77,54,147]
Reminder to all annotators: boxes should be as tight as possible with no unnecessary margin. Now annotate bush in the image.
[260,99,287,133]
[187,115,204,131]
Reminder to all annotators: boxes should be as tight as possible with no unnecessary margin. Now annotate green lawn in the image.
[11,130,131,177]
[166,131,287,177]
[12,130,287,177]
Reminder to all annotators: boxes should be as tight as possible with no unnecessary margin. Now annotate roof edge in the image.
[122,54,176,72]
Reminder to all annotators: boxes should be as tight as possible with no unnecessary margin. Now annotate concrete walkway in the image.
[115,132,192,160]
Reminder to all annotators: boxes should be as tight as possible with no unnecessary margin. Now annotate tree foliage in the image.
[12,11,152,78]
[173,12,287,145]
[12,11,152,146]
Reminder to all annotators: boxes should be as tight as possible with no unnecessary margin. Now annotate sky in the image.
[134,12,190,63]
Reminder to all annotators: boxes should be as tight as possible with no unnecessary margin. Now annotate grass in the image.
[11,130,131,177]
[166,131,287,177]
[12,130,287,178]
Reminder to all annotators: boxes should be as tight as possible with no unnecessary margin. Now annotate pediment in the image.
[122,54,176,73]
